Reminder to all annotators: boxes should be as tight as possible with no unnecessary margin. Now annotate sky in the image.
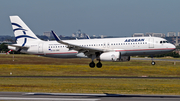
[1,0,180,36]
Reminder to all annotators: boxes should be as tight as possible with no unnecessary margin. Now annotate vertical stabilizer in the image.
[9,16,40,46]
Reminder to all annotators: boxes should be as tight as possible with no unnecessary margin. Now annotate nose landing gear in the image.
[151,61,155,65]
[151,56,155,65]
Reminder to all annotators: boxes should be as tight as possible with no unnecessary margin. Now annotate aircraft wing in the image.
[51,31,108,55]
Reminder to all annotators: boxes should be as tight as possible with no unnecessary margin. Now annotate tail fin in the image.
[9,16,40,46]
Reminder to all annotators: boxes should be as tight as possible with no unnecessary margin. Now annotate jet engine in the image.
[100,52,130,62]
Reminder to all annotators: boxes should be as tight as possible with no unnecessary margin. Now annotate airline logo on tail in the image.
[11,23,37,46]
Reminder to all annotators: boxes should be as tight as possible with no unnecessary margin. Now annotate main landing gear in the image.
[89,53,102,68]
[89,61,95,68]
[96,61,102,68]
[89,61,102,68]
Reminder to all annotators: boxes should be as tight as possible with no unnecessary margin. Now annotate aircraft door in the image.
[149,38,154,48]
[38,43,43,53]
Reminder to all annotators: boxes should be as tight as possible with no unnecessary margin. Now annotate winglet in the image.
[51,30,69,45]
[86,34,91,39]
[51,30,61,41]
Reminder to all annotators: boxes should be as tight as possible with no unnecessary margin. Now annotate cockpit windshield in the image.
[160,40,169,44]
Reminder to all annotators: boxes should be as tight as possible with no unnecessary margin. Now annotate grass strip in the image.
[0,78,180,95]
[0,64,179,77]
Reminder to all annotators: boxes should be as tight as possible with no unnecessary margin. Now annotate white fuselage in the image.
[17,37,175,58]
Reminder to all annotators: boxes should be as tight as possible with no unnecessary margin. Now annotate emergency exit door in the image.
[38,43,43,53]
[149,38,154,48]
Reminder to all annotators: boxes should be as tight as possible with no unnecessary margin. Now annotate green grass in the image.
[0,64,180,77]
[0,54,180,95]
[0,54,179,77]
[0,78,180,95]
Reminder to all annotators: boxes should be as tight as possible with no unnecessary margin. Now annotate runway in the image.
[0,76,180,79]
[0,92,180,101]
[131,57,180,62]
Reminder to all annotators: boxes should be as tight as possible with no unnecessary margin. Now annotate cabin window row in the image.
[111,42,147,45]
[49,42,148,48]
[49,46,67,48]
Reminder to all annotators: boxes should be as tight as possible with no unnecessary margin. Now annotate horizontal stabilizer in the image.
[6,44,29,49]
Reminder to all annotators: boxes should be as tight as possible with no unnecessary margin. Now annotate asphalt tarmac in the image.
[0,92,180,101]
[131,57,180,62]
[0,76,180,79]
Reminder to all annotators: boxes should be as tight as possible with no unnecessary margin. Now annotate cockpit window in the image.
[160,40,169,44]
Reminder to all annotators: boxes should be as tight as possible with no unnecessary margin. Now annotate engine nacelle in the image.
[100,52,130,62]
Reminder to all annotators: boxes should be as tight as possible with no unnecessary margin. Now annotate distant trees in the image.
[0,43,21,54]
[176,46,180,49]
[0,43,9,52]
[153,52,180,58]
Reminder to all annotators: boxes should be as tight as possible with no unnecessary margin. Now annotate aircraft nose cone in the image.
[171,44,176,50]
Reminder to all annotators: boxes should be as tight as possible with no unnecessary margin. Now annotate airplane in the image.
[7,15,176,68]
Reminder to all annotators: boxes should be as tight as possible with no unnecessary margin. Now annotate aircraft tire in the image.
[151,61,155,65]
[96,62,102,68]
[89,61,95,68]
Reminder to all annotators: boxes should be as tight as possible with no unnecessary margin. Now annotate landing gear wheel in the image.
[89,61,95,68]
[151,61,155,65]
[96,62,102,68]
